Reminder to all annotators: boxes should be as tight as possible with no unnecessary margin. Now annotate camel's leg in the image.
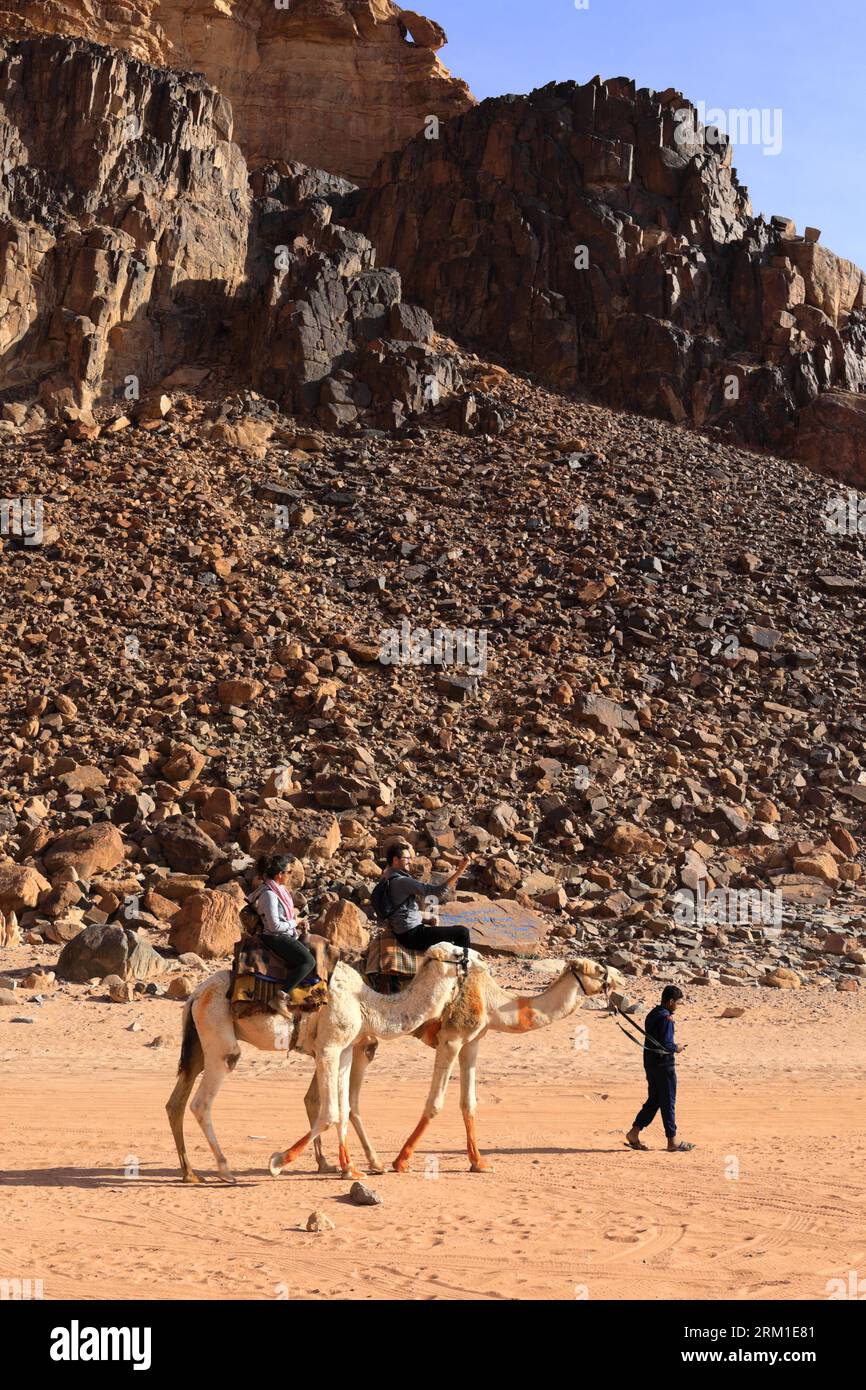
[189,1049,241,1184]
[337,1046,363,1179]
[393,1037,463,1173]
[305,1074,339,1175]
[270,1044,342,1176]
[348,1042,384,1175]
[166,1007,206,1184]
[459,1039,490,1173]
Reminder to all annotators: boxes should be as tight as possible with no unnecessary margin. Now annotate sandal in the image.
[668,1141,695,1152]
[625,1137,649,1150]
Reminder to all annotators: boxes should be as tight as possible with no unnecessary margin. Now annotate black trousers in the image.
[260,934,317,992]
[633,1067,677,1140]
[397,923,471,952]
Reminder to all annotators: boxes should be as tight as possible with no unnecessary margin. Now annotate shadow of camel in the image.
[0,1165,315,1188]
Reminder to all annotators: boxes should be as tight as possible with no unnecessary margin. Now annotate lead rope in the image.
[610,1004,676,1058]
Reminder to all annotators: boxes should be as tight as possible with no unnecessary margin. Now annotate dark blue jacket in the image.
[644,1005,676,1070]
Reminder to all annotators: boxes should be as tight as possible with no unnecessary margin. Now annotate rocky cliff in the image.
[1,0,475,183]
[0,34,464,428]
[355,78,866,469]
[0,34,250,417]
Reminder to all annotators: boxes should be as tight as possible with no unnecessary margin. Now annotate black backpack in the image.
[370,877,396,922]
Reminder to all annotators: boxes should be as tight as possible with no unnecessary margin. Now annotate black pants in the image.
[397,923,471,952]
[633,1067,677,1140]
[260,934,317,992]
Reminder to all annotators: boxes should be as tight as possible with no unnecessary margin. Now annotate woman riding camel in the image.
[250,854,318,997]
[377,841,473,951]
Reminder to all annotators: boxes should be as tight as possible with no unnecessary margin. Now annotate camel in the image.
[166,942,483,1184]
[392,957,625,1174]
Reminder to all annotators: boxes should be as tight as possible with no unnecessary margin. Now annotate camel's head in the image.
[421,942,486,975]
[566,957,625,997]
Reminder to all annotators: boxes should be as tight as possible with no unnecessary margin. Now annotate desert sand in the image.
[2,962,865,1302]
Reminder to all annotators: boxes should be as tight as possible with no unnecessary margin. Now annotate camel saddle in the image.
[228,933,333,1018]
[364,929,423,995]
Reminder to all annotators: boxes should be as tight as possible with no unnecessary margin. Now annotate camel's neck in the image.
[361,969,455,1039]
[490,971,583,1034]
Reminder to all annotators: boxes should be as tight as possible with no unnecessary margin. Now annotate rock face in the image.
[2,1,475,184]
[0,34,249,415]
[0,35,464,426]
[241,161,462,428]
[797,391,866,485]
[355,77,866,462]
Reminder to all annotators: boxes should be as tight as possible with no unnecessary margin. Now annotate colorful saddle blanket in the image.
[229,935,324,1012]
[364,930,422,980]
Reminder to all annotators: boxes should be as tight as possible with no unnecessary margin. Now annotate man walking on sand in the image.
[625,985,695,1152]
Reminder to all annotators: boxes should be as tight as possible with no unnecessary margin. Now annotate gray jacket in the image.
[384,870,450,935]
[251,883,298,938]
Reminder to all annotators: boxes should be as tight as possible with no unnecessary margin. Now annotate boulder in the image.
[243,810,340,862]
[166,974,194,1000]
[43,823,126,879]
[160,743,207,791]
[790,851,839,885]
[217,679,263,707]
[604,824,657,857]
[154,817,223,875]
[313,898,370,955]
[0,864,51,914]
[56,924,164,983]
[762,967,802,989]
[481,858,523,896]
[168,890,243,959]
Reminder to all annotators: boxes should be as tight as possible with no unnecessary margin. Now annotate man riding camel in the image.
[375,841,473,952]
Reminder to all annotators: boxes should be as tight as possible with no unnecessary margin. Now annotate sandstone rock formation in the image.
[796,390,866,484]
[1,0,475,183]
[355,78,866,467]
[0,34,249,416]
[0,34,463,425]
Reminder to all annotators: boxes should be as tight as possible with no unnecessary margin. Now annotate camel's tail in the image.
[177,999,201,1078]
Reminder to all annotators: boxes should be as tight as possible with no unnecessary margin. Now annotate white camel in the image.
[392,957,623,1173]
[166,943,482,1183]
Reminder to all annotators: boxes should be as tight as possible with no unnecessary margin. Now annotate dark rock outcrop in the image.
[355,77,866,461]
[0,34,463,428]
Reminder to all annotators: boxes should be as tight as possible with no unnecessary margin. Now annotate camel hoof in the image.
[316,1160,340,1176]
[182,1170,203,1185]
[392,1159,410,1174]
[368,1161,386,1175]
[470,1162,492,1173]
[269,1151,285,1177]
[342,1168,363,1180]
[217,1170,237,1185]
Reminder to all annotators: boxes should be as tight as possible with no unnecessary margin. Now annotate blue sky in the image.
[430,0,866,268]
